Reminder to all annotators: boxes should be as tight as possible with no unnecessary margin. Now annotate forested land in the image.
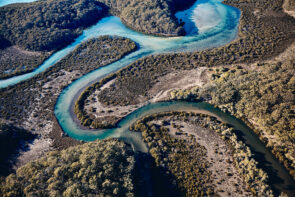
[0,0,106,51]
[0,139,135,197]
[0,0,195,53]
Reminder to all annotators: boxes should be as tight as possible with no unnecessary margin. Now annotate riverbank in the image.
[74,0,295,181]
[0,46,50,79]
[76,0,295,115]
[130,112,273,196]
[75,67,209,129]
[0,36,137,169]
[1,0,294,195]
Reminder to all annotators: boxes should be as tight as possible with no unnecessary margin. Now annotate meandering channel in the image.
[0,0,239,88]
[1,0,295,195]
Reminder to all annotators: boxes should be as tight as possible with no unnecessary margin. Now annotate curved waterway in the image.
[0,0,240,88]
[1,0,294,195]
[65,101,295,195]
[52,1,295,196]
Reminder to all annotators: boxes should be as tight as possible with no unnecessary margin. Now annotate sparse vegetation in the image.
[0,0,195,53]
[131,113,215,196]
[1,0,295,196]
[0,0,195,78]
[0,36,136,122]
[75,0,295,112]
[284,0,295,11]
[0,36,136,150]
[73,0,295,180]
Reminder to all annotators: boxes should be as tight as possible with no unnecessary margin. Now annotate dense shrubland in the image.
[102,0,195,36]
[0,0,194,78]
[130,112,273,196]
[0,0,195,53]
[0,139,135,197]
[0,36,136,154]
[0,124,36,177]
[0,0,106,51]
[0,36,136,122]
[171,61,295,179]
[131,113,215,196]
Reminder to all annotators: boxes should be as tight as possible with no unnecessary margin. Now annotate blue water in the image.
[1,0,295,194]
[0,0,36,7]
[0,0,240,88]
[51,1,295,194]
[53,0,239,143]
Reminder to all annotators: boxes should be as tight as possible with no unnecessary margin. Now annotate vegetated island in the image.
[130,112,274,196]
[74,0,295,181]
[0,0,194,79]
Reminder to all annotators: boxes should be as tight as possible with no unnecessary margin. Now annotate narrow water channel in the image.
[2,0,294,195]
[0,0,240,88]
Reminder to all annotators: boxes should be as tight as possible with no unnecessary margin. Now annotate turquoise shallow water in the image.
[52,1,295,194]
[53,0,240,145]
[51,1,295,194]
[2,0,295,195]
[0,0,240,88]
[0,0,36,7]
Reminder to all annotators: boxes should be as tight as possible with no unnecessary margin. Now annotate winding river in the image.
[0,0,239,88]
[1,0,295,195]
